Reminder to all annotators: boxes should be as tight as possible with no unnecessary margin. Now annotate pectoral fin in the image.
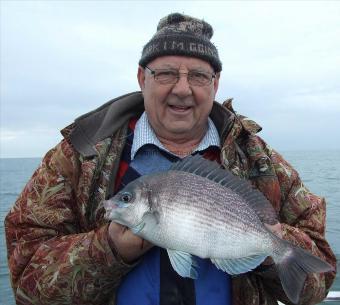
[211,255,266,275]
[167,249,198,279]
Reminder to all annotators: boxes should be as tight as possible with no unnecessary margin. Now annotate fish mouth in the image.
[103,199,119,220]
[103,199,117,210]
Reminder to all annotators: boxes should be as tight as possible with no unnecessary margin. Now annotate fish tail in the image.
[272,237,333,304]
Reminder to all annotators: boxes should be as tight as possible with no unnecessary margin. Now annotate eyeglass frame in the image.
[144,66,216,87]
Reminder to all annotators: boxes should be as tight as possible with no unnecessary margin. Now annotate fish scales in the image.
[154,172,266,235]
[154,189,247,237]
[104,155,334,304]
[153,172,258,223]
[162,177,262,229]
[140,172,271,258]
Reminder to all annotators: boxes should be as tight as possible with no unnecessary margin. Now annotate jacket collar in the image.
[66,91,255,158]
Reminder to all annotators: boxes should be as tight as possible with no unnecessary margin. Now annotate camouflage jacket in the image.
[5,92,336,305]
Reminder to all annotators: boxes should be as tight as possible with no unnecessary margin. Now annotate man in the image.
[5,13,336,305]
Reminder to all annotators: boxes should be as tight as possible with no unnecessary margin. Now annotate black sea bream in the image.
[104,155,333,303]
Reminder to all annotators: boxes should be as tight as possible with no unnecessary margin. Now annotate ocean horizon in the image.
[2,149,340,159]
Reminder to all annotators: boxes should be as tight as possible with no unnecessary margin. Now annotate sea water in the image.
[0,152,339,304]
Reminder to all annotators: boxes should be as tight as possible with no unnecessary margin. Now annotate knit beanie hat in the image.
[139,13,222,72]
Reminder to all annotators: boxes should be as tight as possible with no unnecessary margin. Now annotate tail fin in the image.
[273,238,333,304]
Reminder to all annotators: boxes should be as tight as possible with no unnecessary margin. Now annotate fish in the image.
[104,155,333,304]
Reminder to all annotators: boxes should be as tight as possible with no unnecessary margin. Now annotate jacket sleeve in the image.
[5,139,133,305]
[256,146,337,305]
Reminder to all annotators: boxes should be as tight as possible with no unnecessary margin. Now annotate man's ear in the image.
[213,72,220,94]
[137,66,146,91]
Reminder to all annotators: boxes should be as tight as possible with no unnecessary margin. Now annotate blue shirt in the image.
[116,112,231,305]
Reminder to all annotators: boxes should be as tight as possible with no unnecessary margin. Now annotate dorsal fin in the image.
[170,155,278,225]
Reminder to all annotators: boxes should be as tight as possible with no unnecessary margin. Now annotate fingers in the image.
[262,256,275,266]
[108,222,153,263]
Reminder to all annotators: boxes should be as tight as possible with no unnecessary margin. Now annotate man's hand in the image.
[108,222,153,263]
[262,222,283,265]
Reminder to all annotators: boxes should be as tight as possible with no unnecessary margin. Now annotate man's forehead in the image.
[148,55,214,71]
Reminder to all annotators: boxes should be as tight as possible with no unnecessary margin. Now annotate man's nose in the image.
[171,74,192,97]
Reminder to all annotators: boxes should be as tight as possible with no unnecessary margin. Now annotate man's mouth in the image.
[168,105,192,112]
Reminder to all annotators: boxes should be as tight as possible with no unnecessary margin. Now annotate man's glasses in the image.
[145,66,216,87]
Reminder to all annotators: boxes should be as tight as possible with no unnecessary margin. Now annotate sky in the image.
[1,0,340,158]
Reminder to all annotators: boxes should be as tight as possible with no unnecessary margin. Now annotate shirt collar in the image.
[131,112,220,160]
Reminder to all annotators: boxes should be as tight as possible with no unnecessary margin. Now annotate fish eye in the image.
[120,192,132,203]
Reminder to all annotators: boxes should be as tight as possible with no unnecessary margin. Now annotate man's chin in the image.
[166,122,193,134]
[164,125,195,136]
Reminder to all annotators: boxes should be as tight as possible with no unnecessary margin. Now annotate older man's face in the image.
[138,55,220,142]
